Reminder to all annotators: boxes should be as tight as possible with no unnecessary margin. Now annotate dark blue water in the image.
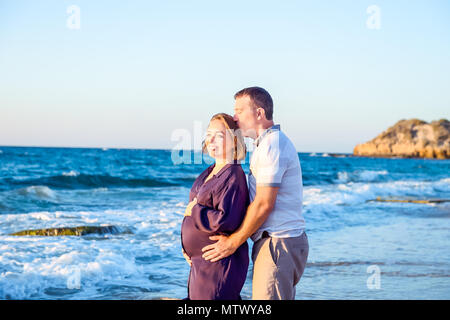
[0,146,449,299]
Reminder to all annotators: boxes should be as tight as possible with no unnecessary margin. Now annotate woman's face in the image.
[205,119,234,162]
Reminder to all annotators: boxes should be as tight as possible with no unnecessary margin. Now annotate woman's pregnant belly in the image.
[181,217,218,258]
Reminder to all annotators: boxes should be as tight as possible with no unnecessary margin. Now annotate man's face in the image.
[233,95,258,139]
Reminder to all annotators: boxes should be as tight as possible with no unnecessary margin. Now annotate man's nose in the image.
[233,114,238,122]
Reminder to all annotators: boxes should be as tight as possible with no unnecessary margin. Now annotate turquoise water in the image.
[0,146,449,299]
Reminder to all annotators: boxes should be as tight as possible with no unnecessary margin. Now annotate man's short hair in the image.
[234,86,273,120]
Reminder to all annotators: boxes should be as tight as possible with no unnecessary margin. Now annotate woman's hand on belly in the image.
[184,197,197,217]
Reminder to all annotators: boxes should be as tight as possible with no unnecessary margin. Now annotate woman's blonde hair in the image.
[202,113,247,161]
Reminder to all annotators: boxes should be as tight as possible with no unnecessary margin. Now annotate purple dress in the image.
[181,163,250,300]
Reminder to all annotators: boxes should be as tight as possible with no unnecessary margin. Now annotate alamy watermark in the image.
[66,266,81,290]
[169,120,280,173]
[366,5,381,30]
[366,265,381,290]
[170,120,258,166]
[67,5,81,30]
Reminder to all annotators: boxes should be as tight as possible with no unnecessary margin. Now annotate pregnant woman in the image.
[181,113,249,300]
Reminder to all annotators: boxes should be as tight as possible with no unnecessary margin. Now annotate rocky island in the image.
[353,119,450,159]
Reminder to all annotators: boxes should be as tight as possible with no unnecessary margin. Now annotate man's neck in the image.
[255,120,275,139]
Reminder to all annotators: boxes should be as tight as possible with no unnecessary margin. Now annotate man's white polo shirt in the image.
[248,124,305,242]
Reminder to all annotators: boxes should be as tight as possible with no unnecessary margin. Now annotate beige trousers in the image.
[251,232,309,300]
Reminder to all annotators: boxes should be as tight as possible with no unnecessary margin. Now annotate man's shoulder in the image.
[260,130,297,156]
[258,129,283,150]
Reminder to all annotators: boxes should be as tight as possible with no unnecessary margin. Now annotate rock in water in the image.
[353,119,450,159]
[368,197,450,204]
[9,225,131,236]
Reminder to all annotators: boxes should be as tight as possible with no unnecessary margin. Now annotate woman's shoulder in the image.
[211,164,249,196]
[222,164,247,182]
[191,164,213,186]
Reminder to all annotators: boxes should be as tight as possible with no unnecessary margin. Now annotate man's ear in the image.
[257,107,265,121]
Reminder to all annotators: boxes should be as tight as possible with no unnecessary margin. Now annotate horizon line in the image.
[0,144,351,155]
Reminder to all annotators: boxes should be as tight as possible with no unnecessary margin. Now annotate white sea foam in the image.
[433,178,450,192]
[0,242,149,299]
[359,170,388,181]
[304,177,450,209]
[337,170,388,183]
[18,185,56,199]
[93,187,108,192]
[29,212,53,221]
[0,202,182,299]
[62,170,79,177]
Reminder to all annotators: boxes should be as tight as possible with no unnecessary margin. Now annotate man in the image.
[201,86,309,300]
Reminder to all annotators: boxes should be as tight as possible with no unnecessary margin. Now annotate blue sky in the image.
[1,0,449,152]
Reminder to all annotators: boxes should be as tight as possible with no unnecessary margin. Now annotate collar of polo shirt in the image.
[254,124,280,147]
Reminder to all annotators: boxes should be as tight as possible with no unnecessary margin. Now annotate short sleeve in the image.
[254,139,287,187]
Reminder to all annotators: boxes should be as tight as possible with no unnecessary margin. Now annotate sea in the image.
[0,146,449,300]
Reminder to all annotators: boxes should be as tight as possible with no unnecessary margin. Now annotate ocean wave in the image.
[6,174,178,190]
[336,170,389,183]
[62,170,79,177]
[380,272,450,278]
[0,248,148,299]
[29,212,54,221]
[304,177,450,209]
[16,186,56,199]
[433,178,450,192]
[307,261,386,267]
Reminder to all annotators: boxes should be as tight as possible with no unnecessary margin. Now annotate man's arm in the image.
[201,185,279,262]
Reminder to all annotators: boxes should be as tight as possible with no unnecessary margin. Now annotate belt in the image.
[261,231,270,239]
[260,230,306,239]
